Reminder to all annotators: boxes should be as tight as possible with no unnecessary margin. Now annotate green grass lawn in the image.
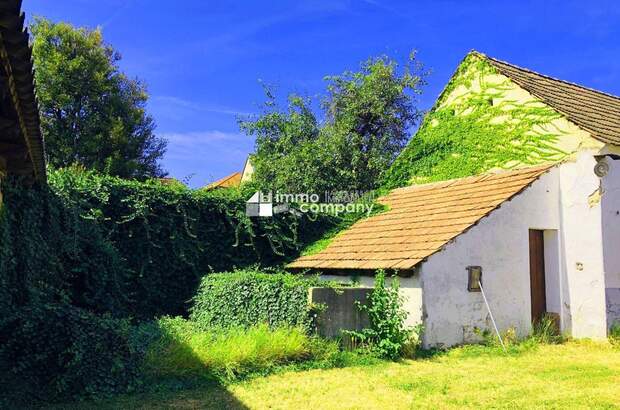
[49,341,620,409]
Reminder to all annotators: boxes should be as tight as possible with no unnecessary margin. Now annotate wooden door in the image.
[529,229,547,324]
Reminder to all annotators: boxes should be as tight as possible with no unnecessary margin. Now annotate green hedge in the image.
[0,168,330,320]
[190,268,327,330]
[0,304,155,405]
[47,168,325,318]
[0,168,334,403]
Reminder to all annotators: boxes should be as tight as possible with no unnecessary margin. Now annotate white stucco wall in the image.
[315,274,424,328]
[419,153,611,347]
[419,170,561,348]
[601,156,620,327]
[558,152,608,338]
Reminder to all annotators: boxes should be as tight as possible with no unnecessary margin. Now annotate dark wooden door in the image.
[529,229,547,324]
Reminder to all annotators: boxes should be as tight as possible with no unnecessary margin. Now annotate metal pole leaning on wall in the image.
[479,280,507,353]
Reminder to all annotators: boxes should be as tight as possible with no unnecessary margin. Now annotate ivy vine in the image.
[383,53,569,188]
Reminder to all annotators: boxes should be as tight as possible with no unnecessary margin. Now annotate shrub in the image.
[45,168,323,319]
[346,270,422,359]
[143,317,338,381]
[0,304,150,405]
[190,268,327,330]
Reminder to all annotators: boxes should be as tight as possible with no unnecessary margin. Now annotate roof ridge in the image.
[392,163,556,193]
[207,171,241,188]
[473,50,620,102]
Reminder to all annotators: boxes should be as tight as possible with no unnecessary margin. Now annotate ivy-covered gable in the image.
[383,52,603,188]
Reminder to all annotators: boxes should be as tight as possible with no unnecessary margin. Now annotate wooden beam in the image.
[0,28,27,45]
[0,0,22,13]
[1,146,27,159]
[0,141,21,151]
[0,116,16,129]
[0,12,23,30]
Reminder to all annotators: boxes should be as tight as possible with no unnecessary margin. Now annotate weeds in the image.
[345,270,423,360]
[532,314,564,344]
[143,318,339,382]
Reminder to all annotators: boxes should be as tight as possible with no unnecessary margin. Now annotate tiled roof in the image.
[288,165,553,272]
[0,0,46,181]
[207,172,242,189]
[476,51,620,146]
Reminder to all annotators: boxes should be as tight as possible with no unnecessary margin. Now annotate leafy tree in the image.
[31,18,167,178]
[240,53,426,193]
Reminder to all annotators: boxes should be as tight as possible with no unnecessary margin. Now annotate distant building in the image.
[206,172,242,189]
[241,156,254,183]
[206,155,254,189]
[158,177,184,186]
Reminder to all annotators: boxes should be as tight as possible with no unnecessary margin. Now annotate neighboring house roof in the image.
[0,1,46,181]
[288,165,553,272]
[207,172,242,189]
[475,51,620,146]
[241,156,254,183]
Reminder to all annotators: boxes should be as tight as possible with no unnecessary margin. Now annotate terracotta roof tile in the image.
[477,52,620,146]
[206,172,242,189]
[288,165,553,272]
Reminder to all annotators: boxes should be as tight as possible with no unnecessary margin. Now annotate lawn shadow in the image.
[40,321,251,410]
[41,382,249,410]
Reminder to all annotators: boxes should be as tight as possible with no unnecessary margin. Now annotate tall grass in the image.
[143,317,338,381]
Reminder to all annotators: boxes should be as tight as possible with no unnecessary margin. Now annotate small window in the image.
[467,266,482,292]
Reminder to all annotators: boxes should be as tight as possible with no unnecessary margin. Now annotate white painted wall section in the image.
[558,152,608,338]
[420,170,560,348]
[601,156,620,328]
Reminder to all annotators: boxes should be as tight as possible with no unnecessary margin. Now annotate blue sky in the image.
[24,1,620,187]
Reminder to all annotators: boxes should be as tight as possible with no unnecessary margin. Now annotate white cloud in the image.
[150,96,252,122]
[161,130,252,160]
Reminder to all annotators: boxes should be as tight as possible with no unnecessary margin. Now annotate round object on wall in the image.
[594,160,609,177]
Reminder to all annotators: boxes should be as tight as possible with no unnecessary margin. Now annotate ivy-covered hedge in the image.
[190,268,327,330]
[0,168,333,403]
[0,167,328,320]
[0,304,151,405]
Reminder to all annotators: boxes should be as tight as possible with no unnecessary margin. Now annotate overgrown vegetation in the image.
[347,270,422,359]
[610,322,620,347]
[0,169,335,405]
[143,318,339,383]
[383,52,567,188]
[190,268,333,330]
[0,304,150,406]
